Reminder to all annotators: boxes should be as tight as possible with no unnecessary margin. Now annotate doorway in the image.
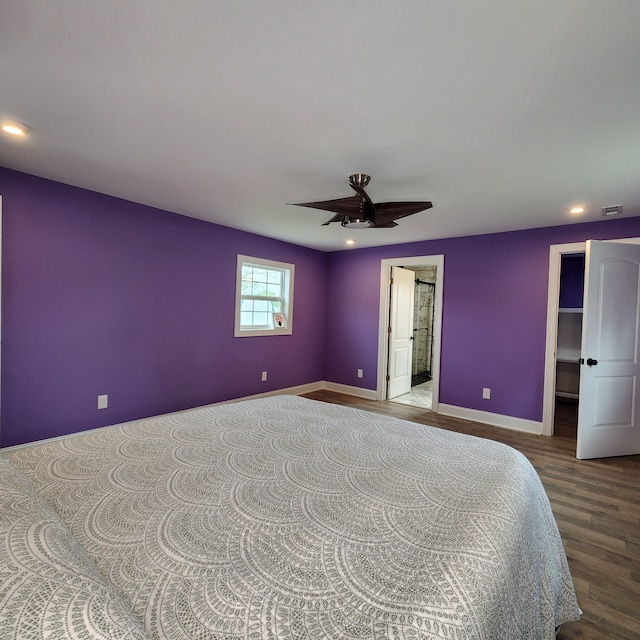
[0,196,3,442]
[377,255,444,412]
[554,252,584,441]
[542,237,640,441]
[543,241,585,436]
[390,265,437,409]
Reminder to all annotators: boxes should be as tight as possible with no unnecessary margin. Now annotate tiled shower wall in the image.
[406,266,437,381]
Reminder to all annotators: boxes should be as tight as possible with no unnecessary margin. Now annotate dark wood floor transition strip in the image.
[302,391,640,640]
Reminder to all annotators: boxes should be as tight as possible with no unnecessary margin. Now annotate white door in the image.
[576,240,640,459]
[0,196,2,440]
[388,267,415,399]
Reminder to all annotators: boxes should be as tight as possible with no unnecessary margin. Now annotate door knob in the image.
[586,358,598,366]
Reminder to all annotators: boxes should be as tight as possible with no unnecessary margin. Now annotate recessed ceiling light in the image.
[569,206,584,214]
[1,120,29,136]
[346,239,355,246]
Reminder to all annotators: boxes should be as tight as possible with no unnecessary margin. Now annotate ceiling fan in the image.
[291,173,433,228]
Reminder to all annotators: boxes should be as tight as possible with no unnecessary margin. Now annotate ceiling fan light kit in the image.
[291,174,433,230]
[341,217,374,229]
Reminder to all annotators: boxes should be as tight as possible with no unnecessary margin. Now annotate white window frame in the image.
[234,255,294,337]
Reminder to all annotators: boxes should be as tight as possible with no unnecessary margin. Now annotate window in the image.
[234,255,294,336]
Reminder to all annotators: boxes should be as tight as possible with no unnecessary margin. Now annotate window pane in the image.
[252,268,268,283]
[241,270,255,294]
[253,312,270,326]
[240,311,253,326]
[253,281,267,296]
[266,284,281,297]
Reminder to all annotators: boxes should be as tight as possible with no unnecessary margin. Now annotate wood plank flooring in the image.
[302,391,640,640]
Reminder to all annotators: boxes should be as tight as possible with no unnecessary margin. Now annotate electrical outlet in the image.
[98,394,108,409]
[357,369,363,378]
[261,371,268,382]
[482,388,491,400]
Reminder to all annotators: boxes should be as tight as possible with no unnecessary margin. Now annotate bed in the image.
[1,395,580,639]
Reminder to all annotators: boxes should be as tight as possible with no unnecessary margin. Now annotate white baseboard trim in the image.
[220,381,376,403]
[218,381,325,404]
[320,381,379,400]
[438,403,543,435]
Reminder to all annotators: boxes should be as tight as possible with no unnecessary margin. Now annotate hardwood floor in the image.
[302,391,640,640]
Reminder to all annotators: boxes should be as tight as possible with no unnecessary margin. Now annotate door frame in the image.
[377,255,444,409]
[0,196,3,442]
[542,236,640,436]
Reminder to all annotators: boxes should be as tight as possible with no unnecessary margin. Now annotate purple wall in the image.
[4,164,640,446]
[1,167,327,446]
[324,217,640,423]
[559,255,585,309]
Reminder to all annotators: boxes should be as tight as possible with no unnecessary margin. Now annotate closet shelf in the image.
[556,305,582,399]
[557,349,581,363]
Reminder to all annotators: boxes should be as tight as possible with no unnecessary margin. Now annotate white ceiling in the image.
[1,1,639,251]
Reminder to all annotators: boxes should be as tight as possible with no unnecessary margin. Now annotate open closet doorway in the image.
[0,196,3,441]
[377,255,444,412]
[543,237,640,459]
[553,251,584,440]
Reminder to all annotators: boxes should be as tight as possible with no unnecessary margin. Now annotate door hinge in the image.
[386,374,390,382]
[390,277,393,285]
[388,326,392,333]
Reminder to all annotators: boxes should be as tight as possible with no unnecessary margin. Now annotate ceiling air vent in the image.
[601,204,623,217]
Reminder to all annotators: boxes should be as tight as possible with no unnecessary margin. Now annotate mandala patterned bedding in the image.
[2,395,580,639]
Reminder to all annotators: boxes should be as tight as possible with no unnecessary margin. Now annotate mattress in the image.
[4,395,580,639]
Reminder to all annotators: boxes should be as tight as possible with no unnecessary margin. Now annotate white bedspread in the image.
[7,395,579,639]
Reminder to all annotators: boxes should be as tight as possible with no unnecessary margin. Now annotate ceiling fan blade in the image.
[290,195,362,216]
[371,221,398,228]
[375,201,433,217]
[321,214,346,226]
[373,201,433,224]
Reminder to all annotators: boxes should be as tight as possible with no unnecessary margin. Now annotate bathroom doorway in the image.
[377,255,443,412]
[389,265,436,409]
